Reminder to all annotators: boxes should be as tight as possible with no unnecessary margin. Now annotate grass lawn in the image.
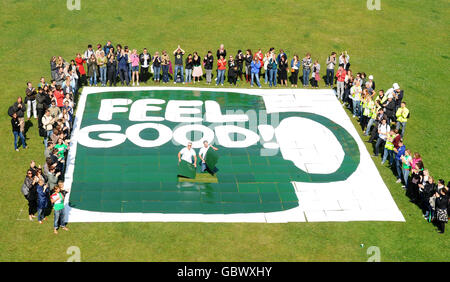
[0,0,448,261]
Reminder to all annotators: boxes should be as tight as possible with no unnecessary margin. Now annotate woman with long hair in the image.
[192,52,203,84]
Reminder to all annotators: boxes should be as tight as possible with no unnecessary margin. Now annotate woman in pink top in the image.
[130,49,140,86]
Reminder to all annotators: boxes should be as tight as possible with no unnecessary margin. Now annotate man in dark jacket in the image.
[25,82,37,120]
[383,97,396,124]
[36,87,47,128]
[11,97,26,133]
[139,48,151,83]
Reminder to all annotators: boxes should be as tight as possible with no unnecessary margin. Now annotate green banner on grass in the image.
[177,160,196,179]
[205,148,219,172]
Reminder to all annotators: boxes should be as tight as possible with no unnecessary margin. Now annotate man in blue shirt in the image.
[393,139,406,184]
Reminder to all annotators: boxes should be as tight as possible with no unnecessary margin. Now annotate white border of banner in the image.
[64,87,404,223]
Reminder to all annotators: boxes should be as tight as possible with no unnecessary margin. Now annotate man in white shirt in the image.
[373,118,390,157]
[198,141,219,172]
[178,142,197,167]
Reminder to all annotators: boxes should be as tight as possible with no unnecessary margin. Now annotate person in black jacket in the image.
[11,112,26,151]
[36,87,47,129]
[139,48,151,83]
[435,188,449,233]
[203,51,214,84]
[107,53,117,86]
[383,97,396,124]
[227,56,238,86]
[21,169,38,221]
[367,108,387,143]
[419,175,436,220]
[10,96,26,133]
[235,50,244,82]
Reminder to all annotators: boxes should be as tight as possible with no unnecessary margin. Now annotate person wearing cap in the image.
[386,83,403,111]
[396,102,409,137]
[178,142,197,167]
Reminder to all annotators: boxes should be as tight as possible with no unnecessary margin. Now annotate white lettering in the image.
[126,123,172,148]
[98,99,132,121]
[129,99,165,122]
[78,124,126,148]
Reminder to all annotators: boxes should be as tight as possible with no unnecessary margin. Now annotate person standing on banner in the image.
[198,141,219,173]
[178,142,197,167]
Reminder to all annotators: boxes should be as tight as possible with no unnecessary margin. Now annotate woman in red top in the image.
[75,53,87,87]
[216,55,227,86]
[53,85,65,108]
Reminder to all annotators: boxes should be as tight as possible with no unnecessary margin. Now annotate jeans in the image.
[99,67,107,85]
[264,69,268,83]
[251,72,261,87]
[374,137,385,156]
[395,159,403,180]
[118,68,129,85]
[201,162,207,172]
[352,100,360,116]
[302,69,310,86]
[365,118,375,135]
[381,148,394,165]
[53,208,66,229]
[174,65,184,82]
[185,68,192,83]
[337,81,345,100]
[153,66,161,81]
[128,63,132,81]
[396,121,407,137]
[13,131,26,150]
[205,69,212,83]
[37,208,45,222]
[27,99,37,118]
[44,130,52,148]
[326,69,334,86]
[269,68,277,87]
[162,65,169,82]
[402,168,410,187]
[89,71,97,86]
[216,69,225,85]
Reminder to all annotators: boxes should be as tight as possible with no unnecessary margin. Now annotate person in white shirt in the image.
[198,141,219,172]
[178,142,197,167]
[374,118,390,157]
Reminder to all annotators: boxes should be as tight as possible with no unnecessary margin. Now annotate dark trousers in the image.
[140,67,149,82]
[374,137,385,156]
[368,121,380,143]
[326,69,334,86]
[118,68,129,85]
[37,108,45,128]
[25,194,37,215]
[438,221,446,233]
[107,69,116,86]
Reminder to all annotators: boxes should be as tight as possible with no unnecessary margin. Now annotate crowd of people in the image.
[8,41,448,234]
[338,70,449,233]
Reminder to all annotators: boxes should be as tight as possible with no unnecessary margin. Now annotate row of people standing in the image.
[68,42,352,88]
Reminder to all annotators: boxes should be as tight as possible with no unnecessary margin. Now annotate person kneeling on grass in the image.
[50,185,68,234]
[198,141,219,173]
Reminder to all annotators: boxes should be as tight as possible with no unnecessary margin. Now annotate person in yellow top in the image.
[350,80,362,118]
[361,93,374,132]
[396,102,409,137]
